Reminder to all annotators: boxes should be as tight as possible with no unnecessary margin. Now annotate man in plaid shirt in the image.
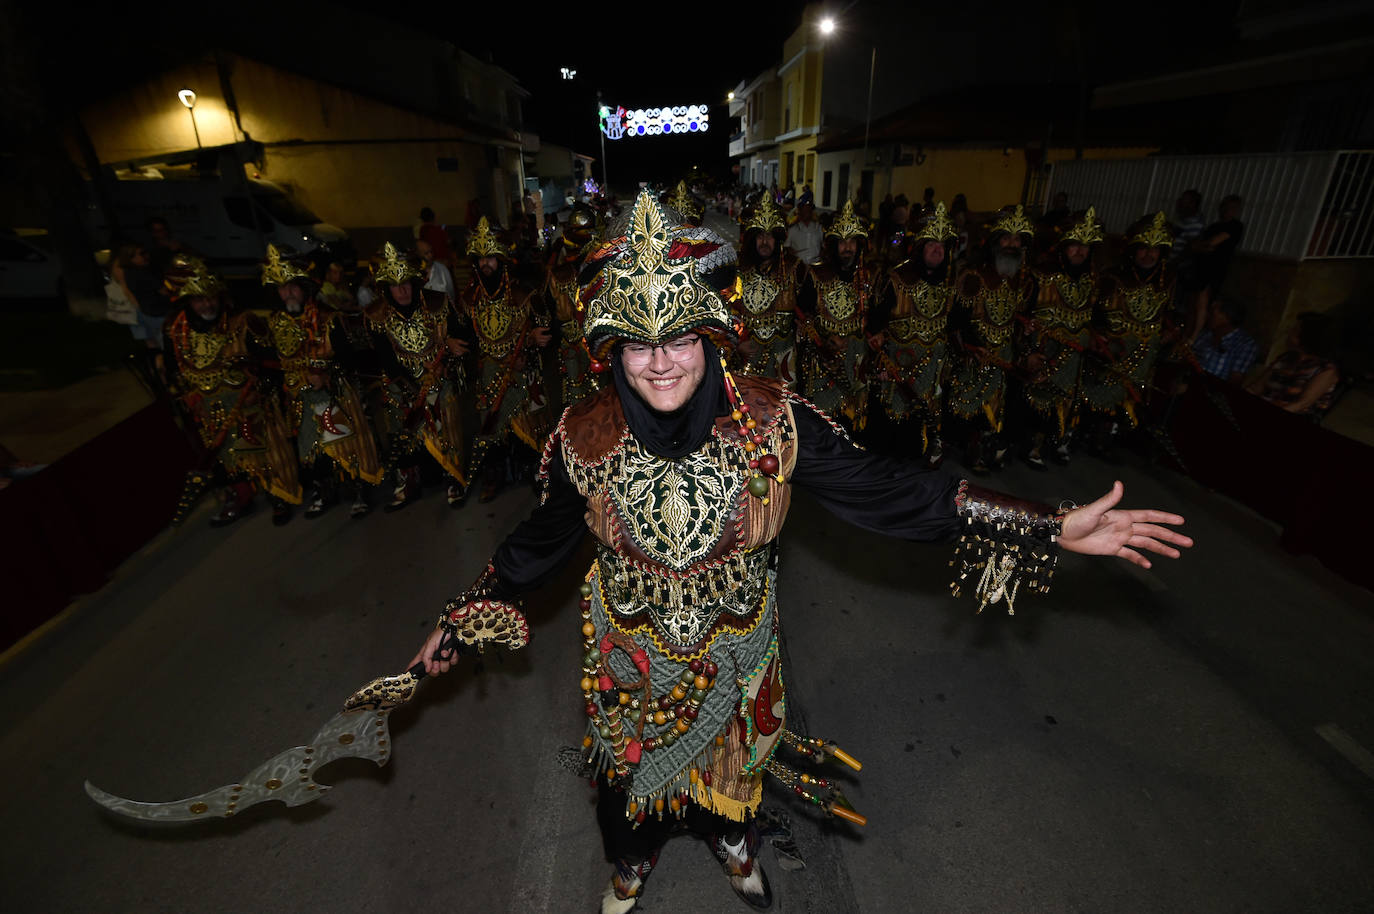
[1192,297,1259,384]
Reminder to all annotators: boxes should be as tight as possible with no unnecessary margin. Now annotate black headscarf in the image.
[610,335,729,459]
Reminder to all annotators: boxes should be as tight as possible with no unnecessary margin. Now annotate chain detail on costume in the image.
[949,480,1061,614]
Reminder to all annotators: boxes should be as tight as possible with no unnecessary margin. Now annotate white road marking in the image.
[1314,723,1374,781]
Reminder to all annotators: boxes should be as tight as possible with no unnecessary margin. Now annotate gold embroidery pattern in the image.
[380,308,444,377]
[974,280,1022,346]
[888,277,953,343]
[816,278,861,335]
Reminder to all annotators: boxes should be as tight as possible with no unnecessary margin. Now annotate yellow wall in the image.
[77,55,516,229]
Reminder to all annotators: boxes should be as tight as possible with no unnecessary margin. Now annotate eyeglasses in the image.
[620,336,700,366]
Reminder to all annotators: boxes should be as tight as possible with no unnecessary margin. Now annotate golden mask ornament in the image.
[825,200,869,240]
[743,195,787,235]
[1061,207,1105,246]
[374,242,422,287]
[465,217,509,259]
[910,201,957,244]
[260,244,312,287]
[991,204,1034,238]
[1128,211,1173,249]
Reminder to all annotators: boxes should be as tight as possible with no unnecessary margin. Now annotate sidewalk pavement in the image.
[0,367,153,466]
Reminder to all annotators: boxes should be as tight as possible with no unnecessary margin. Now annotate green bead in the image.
[579,582,594,597]
[679,669,696,684]
[747,476,770,498]
[690,689,706,703]
[598,725,612,739]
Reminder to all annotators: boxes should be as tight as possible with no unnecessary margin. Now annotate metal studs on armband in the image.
[949,481,1062,615]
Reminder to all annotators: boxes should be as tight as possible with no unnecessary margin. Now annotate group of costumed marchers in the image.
[99,190,1191,914]
[727,192,1188,480]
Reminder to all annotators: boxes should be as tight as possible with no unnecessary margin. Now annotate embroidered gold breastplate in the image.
[180,328,245,392]
[740,268,795,342]
[889,277,952,344]
[816,278,862,336]
[472,289,530,359]
[974,280,1022,346]
[382,307,444,378]
[1034,273,1095,330]
[1106,285,1168,337]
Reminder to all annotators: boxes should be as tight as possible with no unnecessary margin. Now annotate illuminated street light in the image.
[178,88,202,149]
[727,91,735,101]
[816,16,876,176]
[819,17,836,35]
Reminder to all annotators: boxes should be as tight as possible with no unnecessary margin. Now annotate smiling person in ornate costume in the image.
[456,217,554,503]
[259,245,384,520]
[795,199,872,431]
[733,194,803,388]
[950,204,1037,474]
[364,242,469,511]
[1020,208,1105,468]
[404,190,1192,914]
[865,201,959,462]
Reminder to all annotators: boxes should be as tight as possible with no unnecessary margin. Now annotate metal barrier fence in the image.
[1046,150,1374,261]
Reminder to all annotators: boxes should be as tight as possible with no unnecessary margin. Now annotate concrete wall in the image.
[76,55,520,231]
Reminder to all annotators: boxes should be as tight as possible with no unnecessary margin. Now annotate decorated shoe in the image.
[349,495,371,519]
[383,468,421,513]
[598,853,658,914]
[304,488,328,519]
[711,825,773,910]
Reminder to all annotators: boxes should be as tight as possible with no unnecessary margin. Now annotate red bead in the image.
[625,739,642,765]
[752,434,764,445]
[635,810,646,823]
[673,704,684,719]
[579,599,591,610]
[794,785,804,795]
[590,360,606,373]
[740,403,750,413]
[758,454,780,476]
[688,660,703,673]
[748,459,759,469]
[586,703,598,718]
[684,706,699,720]
[598,675,614,692]
[704,661,718,678]
[702,771,712,786]
[658,696,672,710]
[738,428,750,439]
[643,737,657,751]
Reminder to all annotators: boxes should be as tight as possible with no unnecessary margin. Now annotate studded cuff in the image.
[949,481,1062,615]
[437,562,531,652]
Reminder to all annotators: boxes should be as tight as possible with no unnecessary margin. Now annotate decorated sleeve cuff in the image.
[949,481,1062,615]
[437,562,531,652]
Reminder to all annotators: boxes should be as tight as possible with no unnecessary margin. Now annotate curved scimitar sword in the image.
[84,610,524,824]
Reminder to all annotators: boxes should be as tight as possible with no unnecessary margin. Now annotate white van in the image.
[84,169,354,277]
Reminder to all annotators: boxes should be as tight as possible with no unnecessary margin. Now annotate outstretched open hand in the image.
[1059,480,1193,569]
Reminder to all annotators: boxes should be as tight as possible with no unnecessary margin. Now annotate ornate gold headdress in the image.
[465,217,510,259]
[825,199,869,240]
[664,181,703,222]
[172,256,226,299]
[1128,211,1173,248]
[374,242,422,286]
[911,201,957,244]
[743,194,787,234]
[1061,206,1105,245]
[991,204,1035,238]
[260,243,312,286]
[583,190,735,355]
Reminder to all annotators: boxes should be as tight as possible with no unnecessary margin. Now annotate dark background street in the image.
[3,437,1372,912]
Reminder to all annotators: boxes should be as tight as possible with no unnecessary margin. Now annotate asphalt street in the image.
[2,429,1373,913]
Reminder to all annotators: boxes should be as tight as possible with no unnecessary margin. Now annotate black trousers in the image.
[596,777,746,863]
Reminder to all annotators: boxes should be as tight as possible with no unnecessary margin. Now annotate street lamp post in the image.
[178,88,201,149]
[817,16,876,198]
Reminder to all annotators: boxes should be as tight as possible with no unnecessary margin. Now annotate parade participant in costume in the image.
[662,181,704,228]
[164,257,301,526]
[1021,208,1104,467]
[733,194,803,387]
[866,201,959,462]
[546,204,600,407]
[796,199,872,430]
[1081,213,1177,455]
[950,204,1037,474]
[405,191,1191,914]
[456,217,553,503]
[364,242,468,510]
[259,245,384,519]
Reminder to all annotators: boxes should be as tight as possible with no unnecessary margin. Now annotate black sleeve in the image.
[788,396,961,542]
[491,445,589,594]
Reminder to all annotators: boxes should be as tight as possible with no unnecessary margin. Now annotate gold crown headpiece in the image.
[374,241,423,286]
[743,194,787,234]
[911,201,957,244]
[583,190,736,357]
[1061,206,1105,245]
[1128,211,1173,248]
[260,243,313,286]
[664,181,703,222]
[466,217,510,259]
[825,199,869,240]
[170,255,226,300]
[991,204,1035,238]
